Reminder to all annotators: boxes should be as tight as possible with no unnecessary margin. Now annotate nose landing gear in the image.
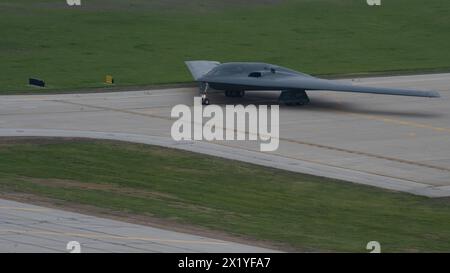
[200,82,210,105]
[201,95,210,105]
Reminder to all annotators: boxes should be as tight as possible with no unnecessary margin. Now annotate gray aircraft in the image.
[185,61,440,105]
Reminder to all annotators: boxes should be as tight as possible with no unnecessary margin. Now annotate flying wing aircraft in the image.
[185,61,440,105]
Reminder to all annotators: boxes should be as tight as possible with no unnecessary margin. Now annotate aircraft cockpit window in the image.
[248,72,262,78]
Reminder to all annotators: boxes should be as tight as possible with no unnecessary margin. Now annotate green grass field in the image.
[1,0,450,93]
[0,138,448,252]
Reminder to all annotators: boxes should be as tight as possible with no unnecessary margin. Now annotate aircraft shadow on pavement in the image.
[306,99,443,118]
[206,92,442,118]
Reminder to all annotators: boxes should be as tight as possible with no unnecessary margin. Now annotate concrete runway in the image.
[0,73,449,252]
[0,198,275,252]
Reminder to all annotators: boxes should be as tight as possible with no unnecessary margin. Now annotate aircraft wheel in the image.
[227,90,244,97]
[202,98,210,105]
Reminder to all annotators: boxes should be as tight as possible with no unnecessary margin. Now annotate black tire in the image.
[202,98,210,105]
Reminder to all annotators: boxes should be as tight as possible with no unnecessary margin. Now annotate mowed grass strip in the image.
[0,138,448,252]
[1,0,450,93]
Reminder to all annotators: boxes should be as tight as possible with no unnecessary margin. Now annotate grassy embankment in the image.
[0,138,448,252]
[1,0,450,94]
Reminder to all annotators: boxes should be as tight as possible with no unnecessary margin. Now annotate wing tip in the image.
[429,90,441,98]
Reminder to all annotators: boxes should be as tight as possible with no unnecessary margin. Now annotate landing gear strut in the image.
[200,82,210,105]
[278,89,310,106]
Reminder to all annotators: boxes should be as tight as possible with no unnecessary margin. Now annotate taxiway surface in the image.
[1,73,449,197]
[0,198,275,252]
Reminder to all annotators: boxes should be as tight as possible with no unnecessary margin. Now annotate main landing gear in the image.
[278,89,310,106]
[224,90,245,98]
